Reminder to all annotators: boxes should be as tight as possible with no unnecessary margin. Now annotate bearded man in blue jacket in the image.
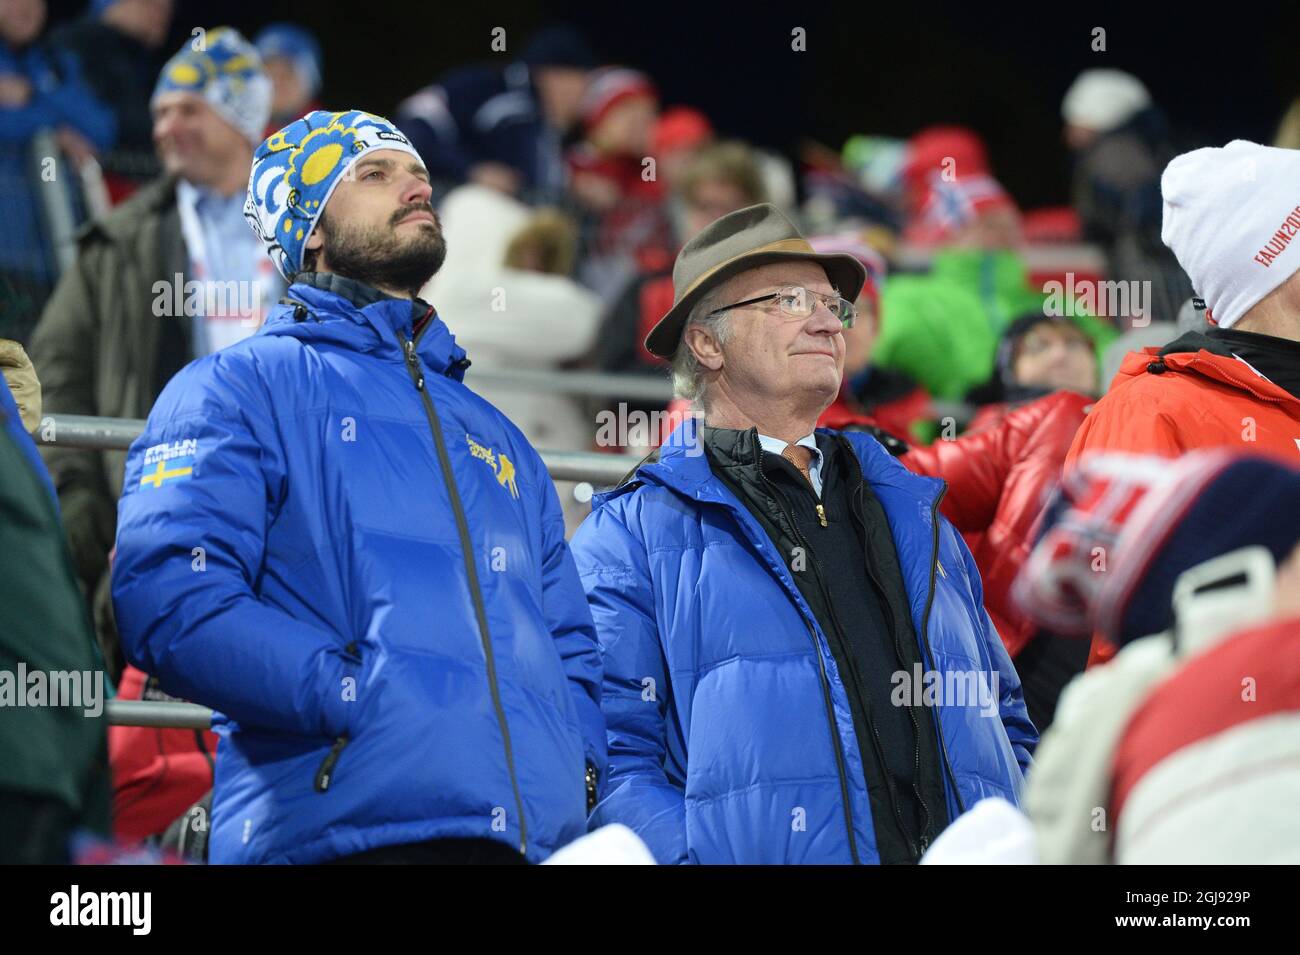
[111,110,605,864]
[571,203,1037,864]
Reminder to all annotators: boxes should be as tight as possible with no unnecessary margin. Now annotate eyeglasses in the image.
[708,285,856,328]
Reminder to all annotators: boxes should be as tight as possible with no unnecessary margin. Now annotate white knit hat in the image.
[1061,69,1150,133]
[1161,140,1300,329]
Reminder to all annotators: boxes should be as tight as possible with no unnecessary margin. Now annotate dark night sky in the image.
[47,0,1300,208]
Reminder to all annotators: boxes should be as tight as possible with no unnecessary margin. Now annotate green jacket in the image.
[875,248,1116,401]
[0,400,111,862]
[27,177,191,679]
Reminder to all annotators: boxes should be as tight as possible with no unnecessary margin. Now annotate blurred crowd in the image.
[2,4,1299,866]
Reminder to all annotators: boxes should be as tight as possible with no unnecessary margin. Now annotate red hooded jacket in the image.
[1067,332,1300,472]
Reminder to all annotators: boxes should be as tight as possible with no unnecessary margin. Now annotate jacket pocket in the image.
[315,640,363,792]
[314,733,351,793]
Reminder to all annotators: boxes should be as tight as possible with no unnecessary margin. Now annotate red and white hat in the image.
[580,67,658,132]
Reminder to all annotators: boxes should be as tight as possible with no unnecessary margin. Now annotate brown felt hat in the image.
[644,203,868,359]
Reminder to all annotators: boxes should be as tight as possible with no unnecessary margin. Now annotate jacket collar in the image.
[263,272,469,380]
[1121,329,1300,407]
[596,415,943,510]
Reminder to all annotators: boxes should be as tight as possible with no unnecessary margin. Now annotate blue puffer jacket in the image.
[570,418,1036,864]
[112,274,605,864]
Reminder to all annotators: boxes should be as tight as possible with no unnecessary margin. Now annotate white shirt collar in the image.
[756,432,820,460]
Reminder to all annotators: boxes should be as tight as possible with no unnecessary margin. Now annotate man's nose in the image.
[400,173,433,207]
[806,299,844,335]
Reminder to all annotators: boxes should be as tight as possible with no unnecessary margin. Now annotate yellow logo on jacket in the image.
[466,433,518,499]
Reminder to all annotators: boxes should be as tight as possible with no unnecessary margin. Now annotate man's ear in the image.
[304,226,324,253]
[683,324,725,372]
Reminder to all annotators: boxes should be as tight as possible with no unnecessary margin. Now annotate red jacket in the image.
[1066,331,1300,665]
[108,666,217,843]
[900,391,1092,657]
[1067,332,1300,472]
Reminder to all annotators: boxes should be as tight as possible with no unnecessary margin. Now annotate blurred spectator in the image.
[395,22,595,203]
[876,167,1116,402]
[0,374,111,864]
[841,134,907,202]
[811,233,934,443]
[800,137,902,242]
[899,125,990,244]
[108,663,216,847]
[1018,450,1300,863]
[964,311,1098,431]
[423,184,601,528]
[568,66,672,294]
[1068,141,1300,478]
[1062,69,1193,325]
[654,103,796,216]
[255,22,323,135]
[0,0,115,341]
[652,105,713,193]
[567,67,659,210]
[48,0,173,189]
[28,27,274,682]
[596,140,767,388]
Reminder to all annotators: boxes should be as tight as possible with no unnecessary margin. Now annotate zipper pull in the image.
[816,503,828,527]
[315,734,350,793]
[937,560,947,579]
[403,339,425,390]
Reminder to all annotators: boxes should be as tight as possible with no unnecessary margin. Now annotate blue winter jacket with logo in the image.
[112,275,605,864]
[570,418,1036,864]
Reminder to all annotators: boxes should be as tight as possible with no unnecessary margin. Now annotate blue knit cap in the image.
[151,27,271,145]
[255,23,323,100]
[244,109,425,280]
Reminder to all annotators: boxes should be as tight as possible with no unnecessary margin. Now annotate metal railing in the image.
[36,413,645,486]
[474,368,672,402]
[107,699,213,730]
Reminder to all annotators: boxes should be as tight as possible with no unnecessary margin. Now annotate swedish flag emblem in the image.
[140,455,194,489]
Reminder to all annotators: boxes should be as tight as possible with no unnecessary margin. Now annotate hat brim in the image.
[644,249,868,359]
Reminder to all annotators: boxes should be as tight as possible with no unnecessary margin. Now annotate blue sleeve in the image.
[42,50,116,150]
[953,523,1037,775]
[0,48,115,149]
[111,352,358,738]
[571,503,689,864]
[532,451,606,780]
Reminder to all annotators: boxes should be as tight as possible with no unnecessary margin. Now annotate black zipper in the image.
[399,328,529,856]
[755,456,862,864]
[918,485,966,818]
[781,452,919,860]
[313,641,362,792]
[840,440,933,858]
[315,734,350,792]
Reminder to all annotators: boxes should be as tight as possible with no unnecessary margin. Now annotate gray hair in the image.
[671,283,733,412]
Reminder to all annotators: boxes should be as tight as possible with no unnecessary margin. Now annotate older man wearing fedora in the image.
[570,203,1036,864]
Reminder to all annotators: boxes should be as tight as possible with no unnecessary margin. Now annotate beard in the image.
[316,203,447,297]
